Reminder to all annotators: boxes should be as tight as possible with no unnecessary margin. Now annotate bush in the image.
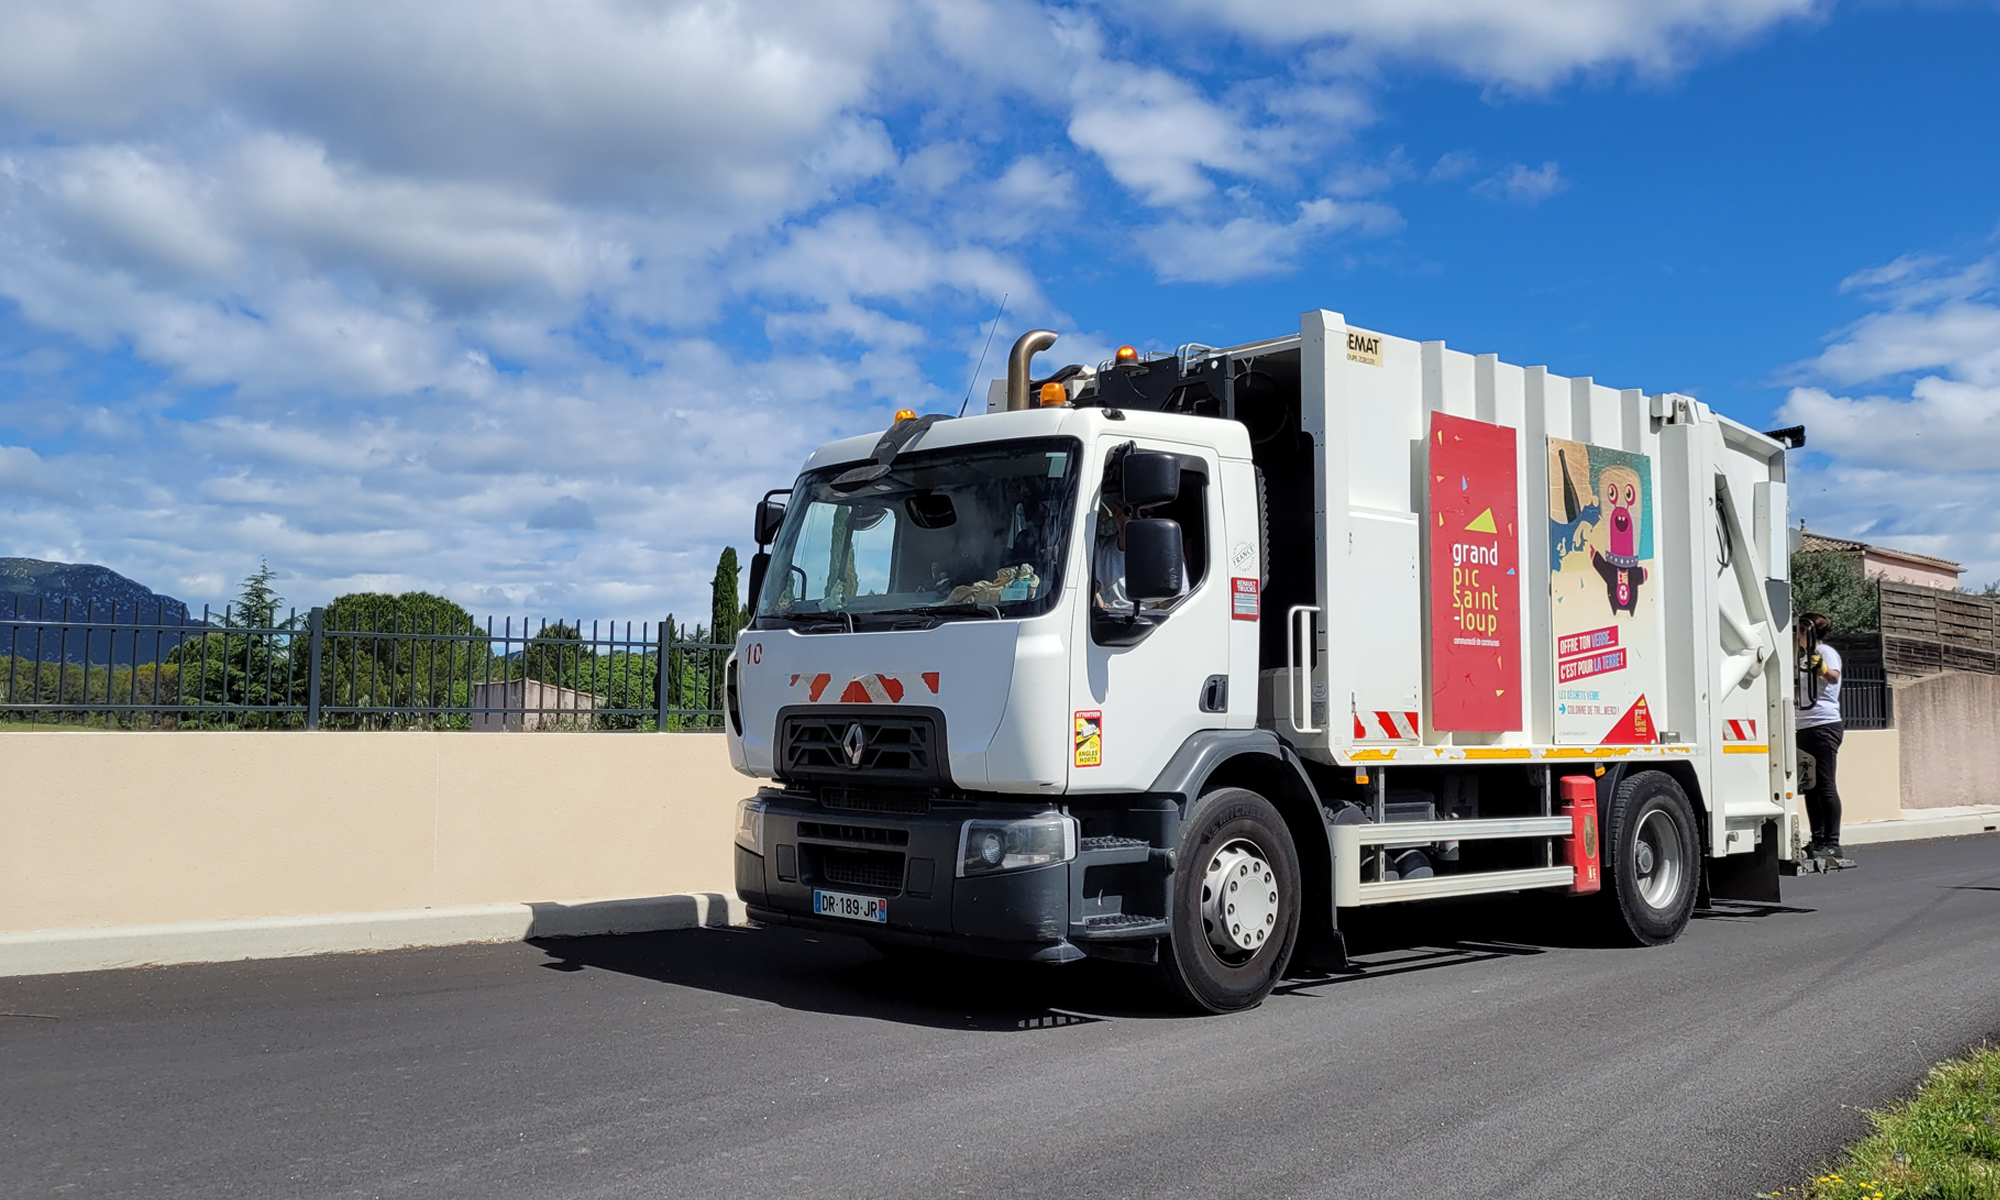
[1792,550,1879,635]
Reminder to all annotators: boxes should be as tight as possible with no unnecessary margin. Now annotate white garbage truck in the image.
[724,309,1802,1012]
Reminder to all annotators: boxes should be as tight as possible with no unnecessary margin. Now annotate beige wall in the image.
[1834,729,1901,826]
[1860,552,1961,591]
[1894,672,2000,810]
[0,732,748,934]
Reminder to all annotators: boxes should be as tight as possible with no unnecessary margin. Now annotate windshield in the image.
[756,437,1080,623]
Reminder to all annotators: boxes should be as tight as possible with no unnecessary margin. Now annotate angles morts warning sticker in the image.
[1073,710,1102,768]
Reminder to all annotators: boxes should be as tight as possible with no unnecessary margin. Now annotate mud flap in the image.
[1292,928,1350,974]
[1705,818,1781,903]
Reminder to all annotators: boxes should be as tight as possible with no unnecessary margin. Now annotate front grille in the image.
[779,708,944,785]
[798,821,909,846]
[817,848,905,892]
[821,788,932,816]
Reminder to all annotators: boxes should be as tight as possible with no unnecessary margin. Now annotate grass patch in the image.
[1768,1044,2000,1199]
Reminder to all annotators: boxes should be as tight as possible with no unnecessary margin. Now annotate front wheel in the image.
[1157,787,1301,1013]
[1599,770,1700,945]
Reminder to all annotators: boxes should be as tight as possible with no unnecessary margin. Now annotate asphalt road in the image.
[4,836,1997,1200]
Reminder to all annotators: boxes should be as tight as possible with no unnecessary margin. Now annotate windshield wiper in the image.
[865,603,1003,624]
[759,610,856,633]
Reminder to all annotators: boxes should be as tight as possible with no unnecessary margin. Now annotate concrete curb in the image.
[1842,808,2000,846]
[0,893,746,979]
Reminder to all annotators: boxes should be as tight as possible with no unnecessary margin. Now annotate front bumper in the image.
[736,788,1169,963]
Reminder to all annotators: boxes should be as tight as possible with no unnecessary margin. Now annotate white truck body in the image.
[725,308,1800,1011]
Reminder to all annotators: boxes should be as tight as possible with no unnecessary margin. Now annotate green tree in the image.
[711,546,744,647]
[321,591,489,724]
[520,622,591,686]
[657,615,726,729]
[235,560,284,629]
[166,560,304,724]
[1790,549,1879,634]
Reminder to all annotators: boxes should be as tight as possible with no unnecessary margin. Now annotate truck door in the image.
[1069,438,1232,792]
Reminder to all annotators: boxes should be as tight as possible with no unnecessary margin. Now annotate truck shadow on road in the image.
[1275,893,1814,997]
[530,925,1164,1030]
[528,893,1814,1031]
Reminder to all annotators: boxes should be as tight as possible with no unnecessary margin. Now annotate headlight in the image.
[957,812,1076,877]
[735,797,766,855]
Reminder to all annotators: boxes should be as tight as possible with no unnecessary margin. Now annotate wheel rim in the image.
[1199,838,1279,964]
[1633,808,1684,909]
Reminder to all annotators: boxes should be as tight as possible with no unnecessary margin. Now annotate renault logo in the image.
[841,723,866,766]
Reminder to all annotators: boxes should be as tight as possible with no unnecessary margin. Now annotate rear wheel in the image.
[1599,770,1700,945]
[1157,787,1301,1013]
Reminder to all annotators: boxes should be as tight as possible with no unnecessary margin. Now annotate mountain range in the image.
[1,558,199,665]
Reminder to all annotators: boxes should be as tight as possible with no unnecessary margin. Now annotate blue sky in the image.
[2,0,1997,621]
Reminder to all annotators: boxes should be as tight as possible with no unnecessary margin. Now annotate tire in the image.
[1156,787,1301,1013]
[1598,770,1700,946]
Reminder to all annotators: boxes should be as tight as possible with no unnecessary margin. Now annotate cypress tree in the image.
[711,547,742,646]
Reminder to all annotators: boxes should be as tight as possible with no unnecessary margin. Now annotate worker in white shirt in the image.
[1795,612,1845,859]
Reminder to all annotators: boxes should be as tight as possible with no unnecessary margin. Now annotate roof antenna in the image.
[959,293,1008,418]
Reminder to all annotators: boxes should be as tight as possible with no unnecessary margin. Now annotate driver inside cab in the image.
[1092,494,1187,613]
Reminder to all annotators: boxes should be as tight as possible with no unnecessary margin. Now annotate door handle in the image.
[1287,604,1322,735]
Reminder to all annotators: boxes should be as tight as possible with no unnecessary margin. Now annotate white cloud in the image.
[1474,161,1568,203]
[0,444,77,501]
[1805,303,2000,389]
[1139,0,1824,89]
[0,1,900,207]
[0,0,1822,618]
[1325,148,1413,198]
[1139,197,1402,284]
[1778,251,2000,585]
[1429,151,1479,181]
[1065,62,1269,207]
[527,496,596,532]
[1785,249,2000,389]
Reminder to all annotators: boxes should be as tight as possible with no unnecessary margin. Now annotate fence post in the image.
[306,607,324,730]
[656,620,671,731]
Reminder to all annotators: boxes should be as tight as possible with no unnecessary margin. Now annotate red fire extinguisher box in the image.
[1560,775,1601,895]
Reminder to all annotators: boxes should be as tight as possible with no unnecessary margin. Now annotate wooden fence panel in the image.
[1877,582,1999,678]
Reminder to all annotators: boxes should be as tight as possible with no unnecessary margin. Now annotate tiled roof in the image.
[1798,530,1962,573]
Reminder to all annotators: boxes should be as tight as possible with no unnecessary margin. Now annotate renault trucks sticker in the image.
[1231,577,1260,620]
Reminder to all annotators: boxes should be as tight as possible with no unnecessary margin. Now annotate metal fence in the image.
[0,595,732,731]
[1837,663,1893,730]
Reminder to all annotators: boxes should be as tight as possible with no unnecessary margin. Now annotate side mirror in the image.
[1124,518,1183,602]
[1119,451,1180,510]
[754,499,787,546]
[905,491,956,529]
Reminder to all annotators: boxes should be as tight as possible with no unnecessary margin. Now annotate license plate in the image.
[813,889,889,924]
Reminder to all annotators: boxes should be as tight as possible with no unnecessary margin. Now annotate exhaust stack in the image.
[1005,329,1059,412]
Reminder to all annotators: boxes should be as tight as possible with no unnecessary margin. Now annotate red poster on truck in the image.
[1428,412,1522,731]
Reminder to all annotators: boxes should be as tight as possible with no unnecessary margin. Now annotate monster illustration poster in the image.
[1546,437,1662,744]
[1428,412,1521,731]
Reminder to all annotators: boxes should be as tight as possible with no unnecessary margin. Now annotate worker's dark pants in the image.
[1797,721,1844,847]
